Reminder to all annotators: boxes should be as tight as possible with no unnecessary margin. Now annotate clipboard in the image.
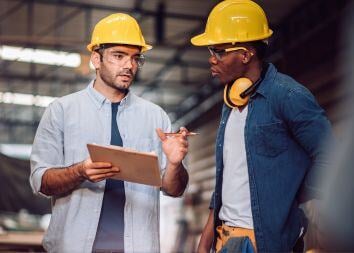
[87,143,162,187]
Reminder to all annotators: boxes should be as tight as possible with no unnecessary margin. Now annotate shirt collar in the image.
[86,80,134,109]
[254,62,278,98]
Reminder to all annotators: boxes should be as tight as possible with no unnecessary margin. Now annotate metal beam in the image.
[139,24,206,95]
[0,0,26,23]
[0,4,83,75]
[37,8,82,37]
[30,0,205,21]
[136,1,218,96]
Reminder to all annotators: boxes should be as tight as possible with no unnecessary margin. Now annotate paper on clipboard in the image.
[87,143,162,187]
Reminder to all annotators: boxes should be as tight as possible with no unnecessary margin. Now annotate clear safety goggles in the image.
[208,46,248,61]
[96,46,145,68]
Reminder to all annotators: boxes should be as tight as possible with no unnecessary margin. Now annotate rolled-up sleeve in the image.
[29,101,64,197]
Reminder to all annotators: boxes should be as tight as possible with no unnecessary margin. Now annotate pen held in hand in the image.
[164,132,199,137]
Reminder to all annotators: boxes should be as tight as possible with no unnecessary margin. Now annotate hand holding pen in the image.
[164,128,199,137]
[156,127,194,166]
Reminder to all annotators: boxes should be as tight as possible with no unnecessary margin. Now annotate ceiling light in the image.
[0,92,57,107]
[0,45,81,68]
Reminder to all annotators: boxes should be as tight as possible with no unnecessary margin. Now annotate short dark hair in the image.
[248,40,269,61]
[238,40,268,61]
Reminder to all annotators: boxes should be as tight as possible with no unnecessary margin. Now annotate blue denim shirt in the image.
[211,63,332,252]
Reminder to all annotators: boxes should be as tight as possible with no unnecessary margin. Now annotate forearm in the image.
[161,162,189,197]
[40,162,85,196]
[298,131,334,203]
[198,209,214,253]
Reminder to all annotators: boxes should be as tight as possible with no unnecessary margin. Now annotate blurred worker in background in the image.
[30,13,189,253]
[191,0,332,252]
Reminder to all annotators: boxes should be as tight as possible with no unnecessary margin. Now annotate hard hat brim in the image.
[87,42,153,52]
[191,30,273,46]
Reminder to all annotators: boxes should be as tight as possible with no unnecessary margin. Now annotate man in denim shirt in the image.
[30,13,189,252]
[191,1,332,252]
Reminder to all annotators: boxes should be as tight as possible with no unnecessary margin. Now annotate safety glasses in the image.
[208,46,248,61]
[95,46,146,68]
[104,52,145,68]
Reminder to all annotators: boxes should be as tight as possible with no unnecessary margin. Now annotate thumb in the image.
[156,128,167,141]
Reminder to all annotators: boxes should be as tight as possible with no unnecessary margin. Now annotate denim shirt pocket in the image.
[255,122,288,157]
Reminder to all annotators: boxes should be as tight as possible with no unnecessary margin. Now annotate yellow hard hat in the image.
[87,13,152,52]
[191,0,273,46]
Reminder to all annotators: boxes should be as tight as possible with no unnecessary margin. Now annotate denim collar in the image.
[253,62,278,99]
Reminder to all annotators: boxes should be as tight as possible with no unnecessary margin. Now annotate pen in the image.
[164,132,199,136]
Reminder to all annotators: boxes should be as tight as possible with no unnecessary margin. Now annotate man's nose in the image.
[208,55,217,65]
[122,56,134,69]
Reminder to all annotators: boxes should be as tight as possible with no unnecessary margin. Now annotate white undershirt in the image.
[219,106,254,229]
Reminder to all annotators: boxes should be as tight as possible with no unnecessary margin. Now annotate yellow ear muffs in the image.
[224,77,253,108]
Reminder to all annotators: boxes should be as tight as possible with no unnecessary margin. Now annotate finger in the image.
[90,172,120,182]
[179,126,188,133]
[111,166,120,172]
[179,127,188,137]
[90,178,105,183]
[176,132,188,139]
[90,162,112,169]
[179,147,188,153]
[156,128,167,141]
[87,167,119,176]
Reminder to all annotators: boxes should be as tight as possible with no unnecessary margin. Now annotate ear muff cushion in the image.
[224,83,237,108]
[224,78,253,107]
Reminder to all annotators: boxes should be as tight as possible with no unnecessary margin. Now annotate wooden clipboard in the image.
[87,143,162,187]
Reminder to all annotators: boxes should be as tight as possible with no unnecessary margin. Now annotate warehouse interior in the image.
[0,0,353,251]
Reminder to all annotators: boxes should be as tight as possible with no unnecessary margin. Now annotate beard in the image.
[99,66,135,93]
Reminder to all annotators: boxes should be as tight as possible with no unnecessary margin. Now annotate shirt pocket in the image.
[255,122,288,157]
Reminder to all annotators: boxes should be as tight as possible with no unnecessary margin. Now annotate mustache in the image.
[118,69,134,76]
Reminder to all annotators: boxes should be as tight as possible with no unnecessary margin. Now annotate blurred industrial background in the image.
[0,0,353,252]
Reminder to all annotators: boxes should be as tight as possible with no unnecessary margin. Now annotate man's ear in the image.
[242,50,254,64]
[91,51,101,70]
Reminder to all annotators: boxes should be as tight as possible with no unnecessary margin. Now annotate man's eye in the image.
[113,54,124,60]
[215,50,225,54]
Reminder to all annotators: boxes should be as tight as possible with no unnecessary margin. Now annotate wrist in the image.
[72,162,86,181]
[168,161,182,170]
